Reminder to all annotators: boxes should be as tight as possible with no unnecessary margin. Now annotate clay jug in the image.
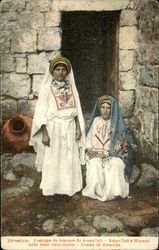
[2,114,32,153]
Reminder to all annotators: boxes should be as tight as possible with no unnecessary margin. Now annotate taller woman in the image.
[30,56,85,196]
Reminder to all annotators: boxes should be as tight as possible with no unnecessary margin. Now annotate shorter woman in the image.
[82,95,133,201]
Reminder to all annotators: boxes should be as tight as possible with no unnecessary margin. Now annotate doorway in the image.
[61,11,120,115]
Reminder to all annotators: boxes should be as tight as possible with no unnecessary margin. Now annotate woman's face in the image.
[53,64,68,82]
[100,102,111,120]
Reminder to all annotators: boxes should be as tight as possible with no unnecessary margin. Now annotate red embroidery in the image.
[50,83,76,110]
[95,134,110,150]
[58,93,72,103]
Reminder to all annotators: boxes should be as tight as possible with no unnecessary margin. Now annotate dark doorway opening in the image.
[61,11,120,116]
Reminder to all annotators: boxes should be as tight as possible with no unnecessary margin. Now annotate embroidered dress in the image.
[82,116,129,201]
[30,68,85,196]
[82,94,133,201]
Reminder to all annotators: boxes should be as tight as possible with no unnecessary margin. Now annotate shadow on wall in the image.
[61,11,120,114]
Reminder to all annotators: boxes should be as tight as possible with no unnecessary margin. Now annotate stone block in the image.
[152,66,159,88]
[149,88,158,114]
[0,31,11,53]
[146,42,159,65]
[128,0,135,10]
[2,12,19,22]
[0,0,13,12]
[1,0,25,12]
[42,219,57,233]
[119,50,136,72]
[140,227,158,237]
[26,0,52,12]
[25,0,38,11]
[136,135,158,165]
[1,98,18,121]
[12,0,26,12]
[53,0,129,11]
[135,86,149,112]
[1,153,13,174]
[3,170,16,181]
[119,71,137,90]
[11,29,37,53]
[12,153,36,169]
[138,41,147,65]
[120,10,137,26]
[140,67,153,86]
[32,75,45,94]
[136,163,158,188]
[129,165,140,184]
[46,51,61,60]
[0,13,4,28]
[16,57,27,73]
[38,0,52,11]
[73,218,98,236]
[118,90,135,117]
[140,66,159,88]
[45,12,61,26]
[135,86,158,114]
[119,26,138,49]
[20,177,35,188]
[153,117,158,145]
[28,53,49,74]
[124,116,139,132]
[18,12,44,29]
[2,73,31,99]
[1,54,15,72]
[38,27,61,51]
[17,99,37,118]
[2,187,30,199]
[1,12,19,30]
[141,111,155,141]
[93,215,124,232]
[116,207,158,231]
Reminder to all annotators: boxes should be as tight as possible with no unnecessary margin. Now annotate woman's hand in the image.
[74,116,82,140]
[75,126,82,140]
[42,125,50,147]
[86,148,99,159]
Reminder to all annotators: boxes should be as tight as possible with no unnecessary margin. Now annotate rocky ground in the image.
[1,153,158,237]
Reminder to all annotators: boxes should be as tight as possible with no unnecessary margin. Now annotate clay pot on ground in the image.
[2,114,32,153]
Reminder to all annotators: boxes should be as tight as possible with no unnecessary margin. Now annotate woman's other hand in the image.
[74,116,82,140]
[75,126,82,140]
[42,125,50,147]
[86,148,99,159]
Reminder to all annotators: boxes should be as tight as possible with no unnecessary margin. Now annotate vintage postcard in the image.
[1,0,158,250]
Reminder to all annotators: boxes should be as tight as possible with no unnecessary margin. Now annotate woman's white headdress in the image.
[41,56,85,133]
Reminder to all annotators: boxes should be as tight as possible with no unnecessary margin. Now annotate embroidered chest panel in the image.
[94,120,112,149]
[50,81,76,110]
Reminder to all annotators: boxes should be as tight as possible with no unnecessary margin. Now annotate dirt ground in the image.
[1,175,158,237]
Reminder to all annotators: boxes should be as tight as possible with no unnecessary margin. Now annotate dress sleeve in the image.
[30,84,50,147]
[86,120,94,149]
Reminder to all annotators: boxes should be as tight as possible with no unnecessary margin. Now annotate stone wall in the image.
[1,0,61,123]
[134,0,159,166]
[1,0,158,169]
[118,1,139,156]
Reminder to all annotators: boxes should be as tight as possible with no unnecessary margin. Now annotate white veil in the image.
[40,62,85,135]
[32,61,85,164]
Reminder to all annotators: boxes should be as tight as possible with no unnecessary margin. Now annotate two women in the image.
[30,56,132,201]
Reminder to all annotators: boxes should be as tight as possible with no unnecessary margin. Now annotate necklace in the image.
[51,79,70,92]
